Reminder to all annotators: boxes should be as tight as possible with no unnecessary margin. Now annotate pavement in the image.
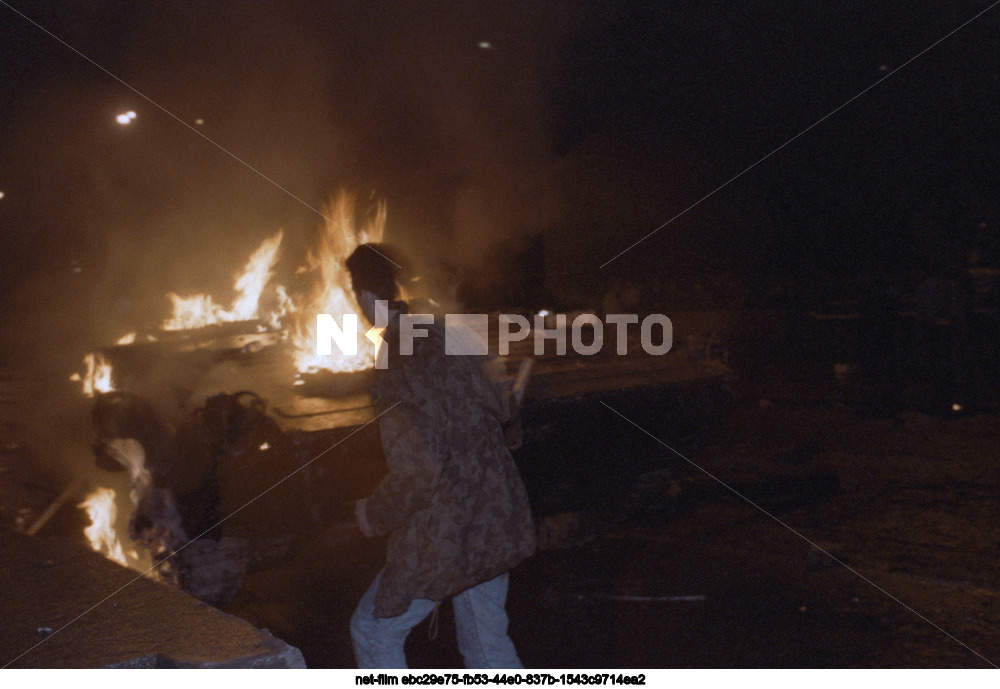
[0,527,305,668]
[229,376,1000,668]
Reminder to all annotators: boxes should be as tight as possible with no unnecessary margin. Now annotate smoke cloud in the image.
[0,1,586,477]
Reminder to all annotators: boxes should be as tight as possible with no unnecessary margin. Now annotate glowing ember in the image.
[71,353,114,397]
[79,487,129,567]
[163,229,284,330]
[290,192,384,373]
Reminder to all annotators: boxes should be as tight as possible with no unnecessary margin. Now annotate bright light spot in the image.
[478,41,492,49]
[365,326,386,346]
[878,64,889,72]
[293,378,305,386]
[126,111,136,119]
[0,191,5,200]
[195,118,204,125]
[952,403,963,412]
[537,309,550,317]
[259,442,270,451]
[116,114,131,125]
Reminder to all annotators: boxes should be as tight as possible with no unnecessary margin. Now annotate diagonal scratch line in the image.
[599,1,1000,269]
[600,400,998,668]
[0,0,400,269]
[2,401,398,669]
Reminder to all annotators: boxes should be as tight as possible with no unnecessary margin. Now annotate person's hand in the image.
[354,498,375,537]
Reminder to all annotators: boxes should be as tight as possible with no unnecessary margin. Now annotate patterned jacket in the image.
[364,314,536,617]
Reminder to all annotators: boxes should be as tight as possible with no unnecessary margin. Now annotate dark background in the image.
[1,0,999,350]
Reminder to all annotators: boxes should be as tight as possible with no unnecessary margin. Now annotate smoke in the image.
[1,1,580,334]
[0,1,585,478]
[327,1,571,300]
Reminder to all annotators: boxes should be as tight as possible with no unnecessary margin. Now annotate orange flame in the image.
[70,191,387,392]
[70,353,114,397]
[79,443,159,575]
[290,192,384,372]
[78,487,129,567]
[163,229,284,330]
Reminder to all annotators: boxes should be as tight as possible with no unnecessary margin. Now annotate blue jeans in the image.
[350,571,523,669]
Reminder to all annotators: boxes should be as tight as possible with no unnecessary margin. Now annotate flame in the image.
[70,192,386,392]
[79,487,129,567]
[162,229,284,330]
[231,229,285,320]
[71,353,114,397]
[290,192,384,372]
[78,442,168,577]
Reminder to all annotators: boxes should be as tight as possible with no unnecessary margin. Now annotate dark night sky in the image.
[1,0,999,353]
[547,2,1000,275]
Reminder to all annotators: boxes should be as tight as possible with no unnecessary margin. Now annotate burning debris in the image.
[87,390,297,607]
[54,188,729,618]
[63,191,390,606]
[288,192,384,373]
[100,438,186,582]
[70,190,384,398]
[78,486,132,568]
[162,229,284,331]
[70,353,114,398]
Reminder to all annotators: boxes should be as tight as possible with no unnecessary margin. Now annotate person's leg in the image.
[351,571,436,668]
[452,573,522,669]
